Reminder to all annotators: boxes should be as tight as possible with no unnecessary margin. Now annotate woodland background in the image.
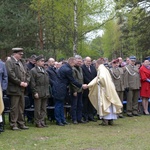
[0,0,149,61]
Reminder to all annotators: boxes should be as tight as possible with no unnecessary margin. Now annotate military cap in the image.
[144,56,150,61]
[129,56,136,61]
[30,55,37,59]
[12,48,23,53]
[35,55,44,61]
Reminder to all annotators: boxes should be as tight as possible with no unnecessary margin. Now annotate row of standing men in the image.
[0,47,150,131]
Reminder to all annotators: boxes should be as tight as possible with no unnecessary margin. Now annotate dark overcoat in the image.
[52,63,82,100]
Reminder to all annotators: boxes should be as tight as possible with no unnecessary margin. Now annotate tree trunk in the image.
[38,1,44,50]
[73,0,78,56]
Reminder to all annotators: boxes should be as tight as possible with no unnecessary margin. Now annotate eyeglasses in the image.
[18,53,24,56]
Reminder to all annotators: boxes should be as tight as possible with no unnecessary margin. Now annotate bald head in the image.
[48,57,55,67]
[84,56,92,67]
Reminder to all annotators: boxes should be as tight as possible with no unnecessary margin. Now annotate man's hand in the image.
[20,82,28,87]
[73,92,77,97]
[34,93,39,99]
[82,84,88,89]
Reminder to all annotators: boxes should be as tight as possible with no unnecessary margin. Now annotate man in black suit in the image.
[81,56,97,122]
[46,57,57,121]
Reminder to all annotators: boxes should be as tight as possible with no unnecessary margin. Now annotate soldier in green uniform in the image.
[6,48,30,130]
[124,56,141,117]
[110,59,125,118]
[30,55,50,128]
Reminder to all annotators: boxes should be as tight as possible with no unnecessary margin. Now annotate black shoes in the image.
[62,122,70,125]
[78,120,86,123]
[127,114,133,117]
[12,126,21,131]
[41,123,48,127]
[132,113,141,116]
[19,125,29,130]
[127,113,140,117]
[73,121,78,124]
[118,114,124,118]
[0,122,4,132]
[56,122,65,126]
[89,118,97,122]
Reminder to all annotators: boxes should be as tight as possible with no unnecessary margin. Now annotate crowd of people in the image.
[0,47,150,133]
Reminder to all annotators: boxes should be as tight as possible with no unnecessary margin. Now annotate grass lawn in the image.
[1,115,150,150]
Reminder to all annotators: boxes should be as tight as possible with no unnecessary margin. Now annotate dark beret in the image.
[112,59,119,63]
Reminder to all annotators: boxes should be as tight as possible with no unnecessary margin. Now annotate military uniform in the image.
[124,64,141,116]
[110,67,125,116]
[6,48,30,129]
[30,65,50,127]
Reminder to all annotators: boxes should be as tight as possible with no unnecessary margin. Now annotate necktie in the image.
[88,66,91,72]
[40,67,44,72]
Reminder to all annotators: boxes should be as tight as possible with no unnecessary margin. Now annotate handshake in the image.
[82,84,88,89]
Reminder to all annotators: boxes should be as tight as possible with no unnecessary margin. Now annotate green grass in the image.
[1,115,150,150]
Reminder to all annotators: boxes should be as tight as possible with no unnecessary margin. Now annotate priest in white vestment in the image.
[88,58,123,125]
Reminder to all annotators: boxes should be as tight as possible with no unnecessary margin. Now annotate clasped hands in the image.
[20,82,28,87]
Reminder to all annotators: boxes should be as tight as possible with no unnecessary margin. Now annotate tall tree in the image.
[115,0,150,59]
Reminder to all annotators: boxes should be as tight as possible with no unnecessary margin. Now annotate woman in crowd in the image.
[139,58,150,115]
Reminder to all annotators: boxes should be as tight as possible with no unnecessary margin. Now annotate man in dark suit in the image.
[46,57,57,121]
[81,56,97,122]
[52,57,88,126]
[5,48,30,130]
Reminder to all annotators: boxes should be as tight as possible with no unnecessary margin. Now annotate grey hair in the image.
[74,55,82,59]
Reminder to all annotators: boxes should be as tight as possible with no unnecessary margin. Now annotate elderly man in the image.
[6,48,30,130]
[124,56,141,117]
[81,56,97,122]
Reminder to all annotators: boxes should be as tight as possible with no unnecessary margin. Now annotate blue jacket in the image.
[52,63,82,100]
[0,60,8,91]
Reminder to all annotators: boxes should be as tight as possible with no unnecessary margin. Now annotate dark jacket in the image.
[70,66,83,93]
[0,60,8,91]
[30,66,50,98]
[5,56,30,95]
[46,66,58,86]
[52,63,82,100]
[81,64,97,97]
[27,62,35,70]
[81,64,97,84]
